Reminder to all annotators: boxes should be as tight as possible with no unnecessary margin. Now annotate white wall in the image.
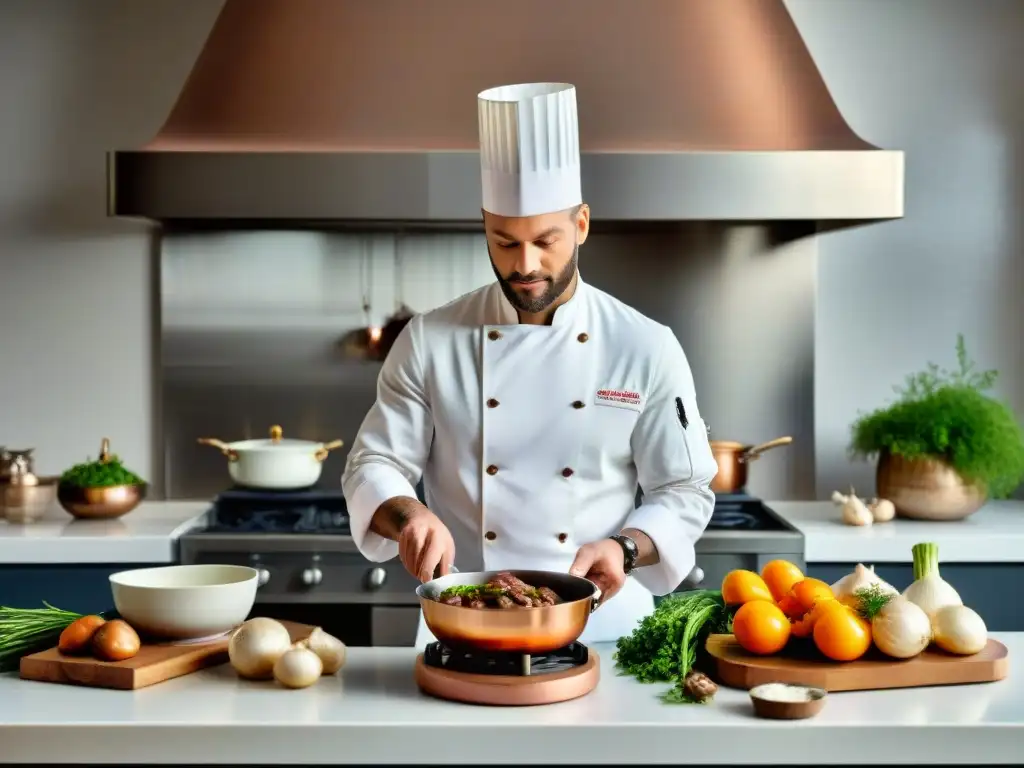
[1,0,1022,498]
[0,0,222,478]
[786,0,1024,497]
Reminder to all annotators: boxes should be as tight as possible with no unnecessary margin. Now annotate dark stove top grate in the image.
[706,493,786,531]
[423,642,588,677]
[196,488,351,535]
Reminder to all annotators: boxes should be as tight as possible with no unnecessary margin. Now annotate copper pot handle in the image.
[742,436,793,463]
[589,582,603,612]
[197,437,239,462]
[314,439,345,462]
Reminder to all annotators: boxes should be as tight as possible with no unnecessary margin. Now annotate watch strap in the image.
[609,534,639,574]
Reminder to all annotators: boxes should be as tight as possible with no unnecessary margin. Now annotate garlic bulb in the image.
[830,563,899,599]
[869,498,896,523]
[228,617,293,680]
[302,627,347,675]
[273,645,323,689]
[832,490,873,526]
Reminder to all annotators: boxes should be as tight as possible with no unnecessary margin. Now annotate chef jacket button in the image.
[488,329,503,341]
[572,400,585,409]
[557,533,568,543]
[485,531,497,541]
[486,464,499,476]
[577,332,589,343]
[487,398,500,408]
[561,467,574,478]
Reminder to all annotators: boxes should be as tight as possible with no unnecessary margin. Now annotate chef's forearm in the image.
[620,527,660,568]
[368,496,421,540]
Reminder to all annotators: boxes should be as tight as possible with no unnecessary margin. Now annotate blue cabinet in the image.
[806,563,1022,632]
[0,564,163,614]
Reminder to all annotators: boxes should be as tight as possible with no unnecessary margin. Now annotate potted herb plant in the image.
[849,335,1024,521]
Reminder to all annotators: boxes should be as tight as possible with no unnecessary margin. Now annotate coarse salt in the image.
[752,683,816,702]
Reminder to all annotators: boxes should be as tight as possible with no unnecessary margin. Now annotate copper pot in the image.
[876,451,986,521]
[416,570,601,654]
[710,436,793,494]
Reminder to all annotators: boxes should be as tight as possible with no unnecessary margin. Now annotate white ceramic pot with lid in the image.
[197,425,344,490]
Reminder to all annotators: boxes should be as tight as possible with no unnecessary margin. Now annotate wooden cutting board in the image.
[19,621,313,690]
[705,633,1009,692]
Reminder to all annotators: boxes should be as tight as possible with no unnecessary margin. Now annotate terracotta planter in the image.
[875,452,986,521]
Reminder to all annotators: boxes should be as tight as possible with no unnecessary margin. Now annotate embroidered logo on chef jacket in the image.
[594,388,643,412]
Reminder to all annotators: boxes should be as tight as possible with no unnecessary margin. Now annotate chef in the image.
[342,82,718,646]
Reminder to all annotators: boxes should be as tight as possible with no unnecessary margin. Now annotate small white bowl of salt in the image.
[749,682,827,720]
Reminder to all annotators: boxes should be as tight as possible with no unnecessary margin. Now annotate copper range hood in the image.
[107,0,904,225]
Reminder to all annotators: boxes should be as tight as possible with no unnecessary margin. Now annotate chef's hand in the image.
[569,539,627,603]
[397,503,456,583]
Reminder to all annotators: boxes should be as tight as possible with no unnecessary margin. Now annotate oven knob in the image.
[256,568,271,587]
[302,567,323,586]
[366,567,387,590]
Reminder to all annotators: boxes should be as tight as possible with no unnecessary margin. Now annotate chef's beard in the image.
[489,242,579,315]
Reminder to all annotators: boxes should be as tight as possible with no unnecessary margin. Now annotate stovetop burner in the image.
[196,488,350,534]
[706,494,787,531]
[423,642,589,677]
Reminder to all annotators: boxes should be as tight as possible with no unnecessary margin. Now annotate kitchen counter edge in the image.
[0,637,1020,765]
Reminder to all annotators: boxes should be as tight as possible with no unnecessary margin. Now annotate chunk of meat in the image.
[467,599,487,609]
[495,595,515,609]
[442,595,464,607]
[535,587,560,606]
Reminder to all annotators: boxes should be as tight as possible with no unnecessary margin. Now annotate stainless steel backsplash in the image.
[160,225,816,501]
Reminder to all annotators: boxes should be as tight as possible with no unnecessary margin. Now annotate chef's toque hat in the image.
[477,83,582,218]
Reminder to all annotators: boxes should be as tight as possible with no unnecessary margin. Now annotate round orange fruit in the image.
[777,578,834,620]
[813,604,872,662]
[721,570,774,606]
[760,560,805,602]
[733,600,791,655]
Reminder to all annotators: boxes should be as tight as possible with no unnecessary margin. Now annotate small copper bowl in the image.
[57,482,147,520]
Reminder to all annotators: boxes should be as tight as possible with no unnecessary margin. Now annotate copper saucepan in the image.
[416,570,601,655]
[710,436,793,494]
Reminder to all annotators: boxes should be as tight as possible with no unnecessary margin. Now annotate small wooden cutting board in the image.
[19,621,313,690]
[705,633,1009,692]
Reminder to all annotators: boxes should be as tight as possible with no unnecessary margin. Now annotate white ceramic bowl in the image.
[109,564,258,640]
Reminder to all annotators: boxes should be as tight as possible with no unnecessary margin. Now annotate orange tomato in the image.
[790,597,844,638]
[813,604,872,662]
[777,578,834,620]
[732,600,791,655]
[760,560,805,603]
[721,570,774,606]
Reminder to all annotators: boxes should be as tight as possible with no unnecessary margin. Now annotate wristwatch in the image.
[609,534,639,574]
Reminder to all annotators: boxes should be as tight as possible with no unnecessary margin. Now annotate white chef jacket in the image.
[342,274,718,646]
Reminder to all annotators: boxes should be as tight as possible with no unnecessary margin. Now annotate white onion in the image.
[273,646,323,689]
[871,596,932,659]
[228,617,293,680]
[932,604,988,656]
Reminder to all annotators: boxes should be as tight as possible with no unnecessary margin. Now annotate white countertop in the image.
[770,499,1024,563]
[0,637,1019,765]
[0,501,208,564]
